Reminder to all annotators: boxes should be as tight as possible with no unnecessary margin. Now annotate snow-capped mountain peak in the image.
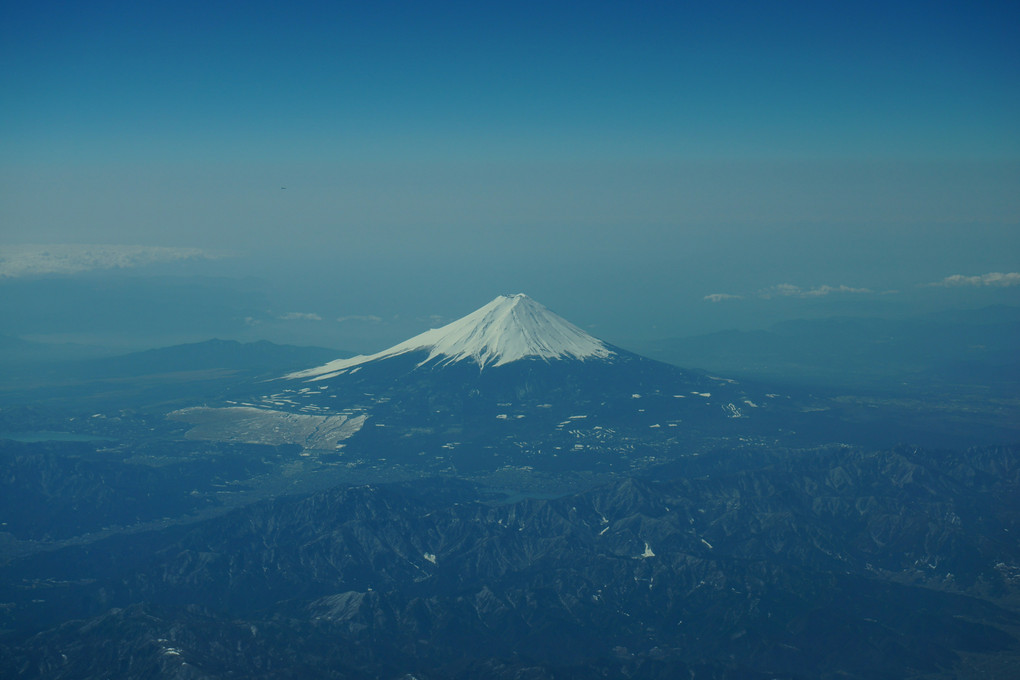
[288,294,614,379]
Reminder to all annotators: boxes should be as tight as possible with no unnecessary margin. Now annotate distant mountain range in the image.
[635,305,1020,393]
[0,339,349,413]
[0,337,346,376]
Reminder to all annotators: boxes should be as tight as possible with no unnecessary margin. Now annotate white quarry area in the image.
[170,407,367,450]
[288,293,614,379]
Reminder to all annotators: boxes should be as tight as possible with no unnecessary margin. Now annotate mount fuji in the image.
[175,294,797,472]
[289,293,614,376]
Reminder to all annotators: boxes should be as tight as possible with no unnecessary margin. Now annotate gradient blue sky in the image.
[1,0,1018,348]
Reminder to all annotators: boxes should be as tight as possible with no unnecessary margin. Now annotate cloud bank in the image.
[280,312,323,322]
[704,283,873,302]
[0,244,219,278]
[706,271,1020,304]
[757,284,873,299]
[336,315,384,324]
[703,293,744,303]
[928,272,1020,287]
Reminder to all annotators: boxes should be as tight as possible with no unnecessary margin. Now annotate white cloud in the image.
[799,284,873,297]
[280,312,323,321]
[757,283,872,299]
[336,315,383,323]
[703,293,743,302]
[0,243,219,278]
[928,272,1020,287]
[757,283,803,299]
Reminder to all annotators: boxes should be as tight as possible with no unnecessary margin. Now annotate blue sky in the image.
[4,1,1017,164]
[1,1,1018,348]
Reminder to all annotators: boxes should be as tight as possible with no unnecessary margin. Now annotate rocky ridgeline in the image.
[2,444,1018,679]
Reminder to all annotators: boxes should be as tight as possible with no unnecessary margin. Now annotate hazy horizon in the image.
[2,1,1018,353]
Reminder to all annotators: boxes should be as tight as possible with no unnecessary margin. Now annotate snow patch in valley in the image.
[723,403,744,418]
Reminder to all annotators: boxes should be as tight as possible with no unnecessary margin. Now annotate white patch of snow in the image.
[701,538,714,549]
[641,543,655,558]
[692,392,711,398]
[423,553,437,564]
[723,403,744,418]
[287,294,614,377]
